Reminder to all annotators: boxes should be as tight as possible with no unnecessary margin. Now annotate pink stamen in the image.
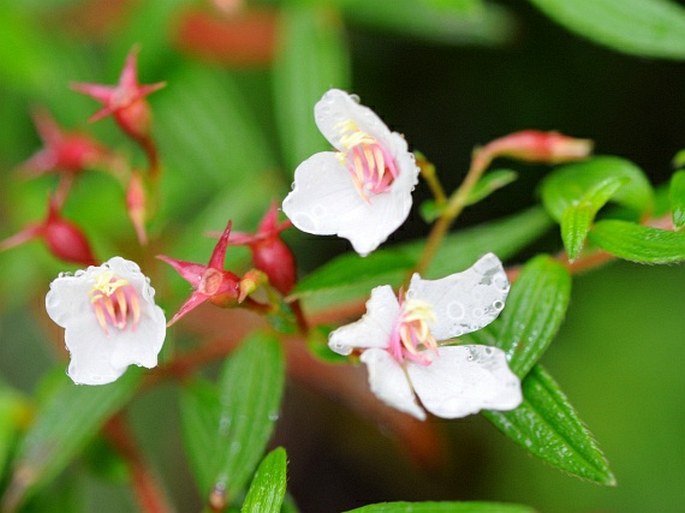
[388,298,438,366]
[337,122,399,202]
[89,273,141,335]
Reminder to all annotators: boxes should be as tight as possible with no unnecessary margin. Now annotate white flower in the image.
[46,256,166,385]
[328,253,522,420]
[282,89,419,256]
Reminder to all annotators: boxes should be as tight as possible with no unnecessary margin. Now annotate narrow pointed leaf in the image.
[179,379,221,494]
[343,501,537,513]
[493,255,571,377]
[466,169,518,206]
[528,0,685,59]
[337,0,516,46]
[560,176,626,260]
[588,219,685,263]
[1,371,140,511]
[484,365,615,485]
[669,169,685,229]
[292,206,553,306]
[273,3,350,174]
[0,385,30,479]
[541,156,653,222]
[210,332,285,502]
[241,447,287,513]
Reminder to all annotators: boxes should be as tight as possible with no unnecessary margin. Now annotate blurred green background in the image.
[1,1,684,512]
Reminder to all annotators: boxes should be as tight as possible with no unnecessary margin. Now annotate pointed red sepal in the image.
[0,196,97,266]
[157,220,241,326]
[71,46,166,141]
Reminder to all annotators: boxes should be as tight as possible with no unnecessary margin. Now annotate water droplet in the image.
[447,301,465,320]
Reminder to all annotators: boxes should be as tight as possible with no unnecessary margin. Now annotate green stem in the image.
[412,147,494,277]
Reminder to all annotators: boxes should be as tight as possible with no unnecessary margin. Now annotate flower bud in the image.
[250,237,296,295]
[239,269,267,302]
[72,46,165,142]
[228,204,297,295]
[481,130,593,165]
[43,216,98,266]
[18,108,111,178]
[126,171,148,244]
[0,197,97,266]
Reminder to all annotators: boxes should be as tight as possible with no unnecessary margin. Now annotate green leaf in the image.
[672,148,685,168]
[484,365,615,485]
[1,371,141,511]
[273,3,351,175]
[423,168,519,236]
[292,206,553,307]
[541,156,653,223]
[528,0,685,59]
[280,494,302,513]
[560,176,626,260]
[155,64,277,222]
[210,333,285,503]
[241,448,288,513]
[179,379,221,495]
[338,0,516,46]
[342,501,537,513]
[669,170,685,230]
[588,219,685,263]
[0,385,30,479]
[419,199,445,224]
[466,168,518,206]
[493,255,571,377]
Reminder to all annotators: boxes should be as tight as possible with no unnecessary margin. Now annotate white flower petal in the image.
[283,152,366,236]
[328,285,399,355]
[46,272,94,328]
[407,345,522,419]
[360,348,426,420]
[46,256,167,386]
[407,253,509,340]
[64,315,129,385]
[314,89,394,151]
[283,150,417,256]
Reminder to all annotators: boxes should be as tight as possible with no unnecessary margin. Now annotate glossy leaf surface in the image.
[588,219,685,263]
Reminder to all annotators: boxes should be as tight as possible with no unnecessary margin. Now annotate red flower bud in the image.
[228,204,296,295]
[126,171,148,244]
[72,46,165,142]
[479,130,593,165]
[18,108,111,178]
[0,197,97,266]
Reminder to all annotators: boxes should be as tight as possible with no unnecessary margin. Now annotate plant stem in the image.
[412,147,493,277]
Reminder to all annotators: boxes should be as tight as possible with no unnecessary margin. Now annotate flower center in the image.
[337,120,398,202]
[89,271,140,335]
[388,299,438,365]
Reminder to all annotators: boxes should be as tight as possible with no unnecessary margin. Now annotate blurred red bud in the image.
[0,197,97,266]
[126,171,148,244]
[19,108,111,179]
[174,7,277,67]
[72,46,165,142]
